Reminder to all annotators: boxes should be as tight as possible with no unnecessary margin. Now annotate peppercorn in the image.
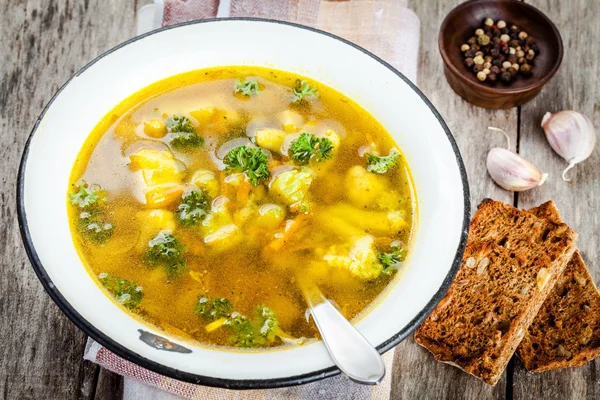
[473,55,484,65]
[484,26,492,35]
[484,18,494,27]
[518,31,528,40]
[482,68,491,75]
[490,46,501,57]
[511,63,520,71]
[516,50,525,58]
[502,61,512,70]
[509,39,520,48]
[526,36,536,45]
[464,57,475,68]
[526,50,535,61]
[461,44,470,52]
[508,67,518,77]
[475,51,484,58]
[500,71,512,83]
[518,57,526,64]
[497,20,506,29]
[492,30,501,38]
[509,47,516,55]
[467,36,477,45]
[501,46,510,54]
[477,34,491,46]
[483,62,492,69]
[475,28,484,36]
[477,71,487,81]
[484,55,493,63]
[510,25,519,31]
[531,43,540,53]
[508,54,518,64]
[471,43,480,51]
[465,49,476,58]
[491,59,502,68]
[473,64,484,73]
[500,34,510,43]
[498,54,506,62]
[523,45,530,53]
[487,72,498,82]
[500,27,509,34]
[520,63,532,76]
[490,65,501,74]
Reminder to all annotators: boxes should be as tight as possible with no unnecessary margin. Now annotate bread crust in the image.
[516,202,600,372]
[415,200,578,385]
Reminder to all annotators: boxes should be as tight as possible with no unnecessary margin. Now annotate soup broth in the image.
[68,66,417,349]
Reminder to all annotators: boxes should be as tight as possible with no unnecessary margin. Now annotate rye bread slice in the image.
[415,199,578,385]
[516,201,600,372]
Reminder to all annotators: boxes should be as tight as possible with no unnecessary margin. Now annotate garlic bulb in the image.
[486,127,548,192]
[541,111,596,181]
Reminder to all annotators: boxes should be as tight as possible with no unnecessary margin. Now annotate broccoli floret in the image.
[288,133,333,165]
[365,150,400,174]
[292,80,318,103]
[166,115,204,150]
[176,189,210,226]
[234,79,260,96]
[71,183,114,243]
[69,184,101,208]
[79,212,114,243]
[194,296,234,321]
[146,230,186,278]
[98,272,143,310]
[223,145,270,186]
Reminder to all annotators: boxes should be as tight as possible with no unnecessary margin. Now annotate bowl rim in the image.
[17,17,470,389]
[438,0,564,94]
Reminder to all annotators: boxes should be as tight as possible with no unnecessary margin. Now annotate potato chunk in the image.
[344,165,387,208]
[255,128,286,153]
[190,169,219,198]
[143,119,167,138]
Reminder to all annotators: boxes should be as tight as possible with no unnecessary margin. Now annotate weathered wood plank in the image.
[391,2,517,398]
[94,368,124,400]
[514,0,600,399]
[0,0,134,399]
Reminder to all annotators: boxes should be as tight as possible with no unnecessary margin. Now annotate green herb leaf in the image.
[79,212,114,243]
[177,189,210,226]
[234,79,260,97]
[194,296,234,321]
[365,150,400,174]
[98,272,143,310]
[378,246,405,276]
[292,80,318,103]
[166,115,204,149]
[70,184,100,208]
[289,132,333,165]
[223,145,270,186]
[147,230,186,278]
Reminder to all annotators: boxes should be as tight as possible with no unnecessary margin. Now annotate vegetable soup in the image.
[68,66,417,349]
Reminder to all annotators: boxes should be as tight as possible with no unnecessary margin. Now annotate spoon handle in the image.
[310,300,386,385]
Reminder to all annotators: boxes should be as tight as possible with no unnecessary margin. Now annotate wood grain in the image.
[391,1,516,397]
[513,0,600,399]
[0,0,134,398]
[0,0,598,399]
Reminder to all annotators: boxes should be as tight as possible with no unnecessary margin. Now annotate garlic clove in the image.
[541,111,597,181]
[486,147,548,191]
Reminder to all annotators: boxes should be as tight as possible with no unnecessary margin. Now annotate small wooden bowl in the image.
[439,0,563,109]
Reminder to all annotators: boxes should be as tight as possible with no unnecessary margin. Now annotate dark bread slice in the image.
[516,201,600,372]
[415,200,578,385]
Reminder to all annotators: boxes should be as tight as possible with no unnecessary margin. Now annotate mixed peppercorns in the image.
[461,17,539,84]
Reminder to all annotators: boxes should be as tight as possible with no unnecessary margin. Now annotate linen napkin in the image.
[85,1,421,398]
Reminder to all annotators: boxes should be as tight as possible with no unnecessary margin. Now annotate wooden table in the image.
[1,0,598,398]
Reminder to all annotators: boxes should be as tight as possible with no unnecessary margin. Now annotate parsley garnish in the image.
[292,80,318,103]
[166,115,204,149]
[69,184,100,208]
[223,145,270,186]
[234,79,260,96]
[365,150,400,174]
[147,230,186,278]
[98,272,144,310]
[378,246,405,276]
[288,132,333,165]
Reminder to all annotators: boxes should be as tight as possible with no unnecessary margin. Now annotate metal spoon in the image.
[299,277,386,385]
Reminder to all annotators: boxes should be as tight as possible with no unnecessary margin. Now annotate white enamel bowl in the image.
[18,19,469,389]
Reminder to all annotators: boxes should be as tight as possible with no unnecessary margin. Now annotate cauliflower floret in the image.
[201,197,243,251]
[323,235,383,281]
[344,165,387,209]
[270,168,313,213]
[255,128,286,153]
